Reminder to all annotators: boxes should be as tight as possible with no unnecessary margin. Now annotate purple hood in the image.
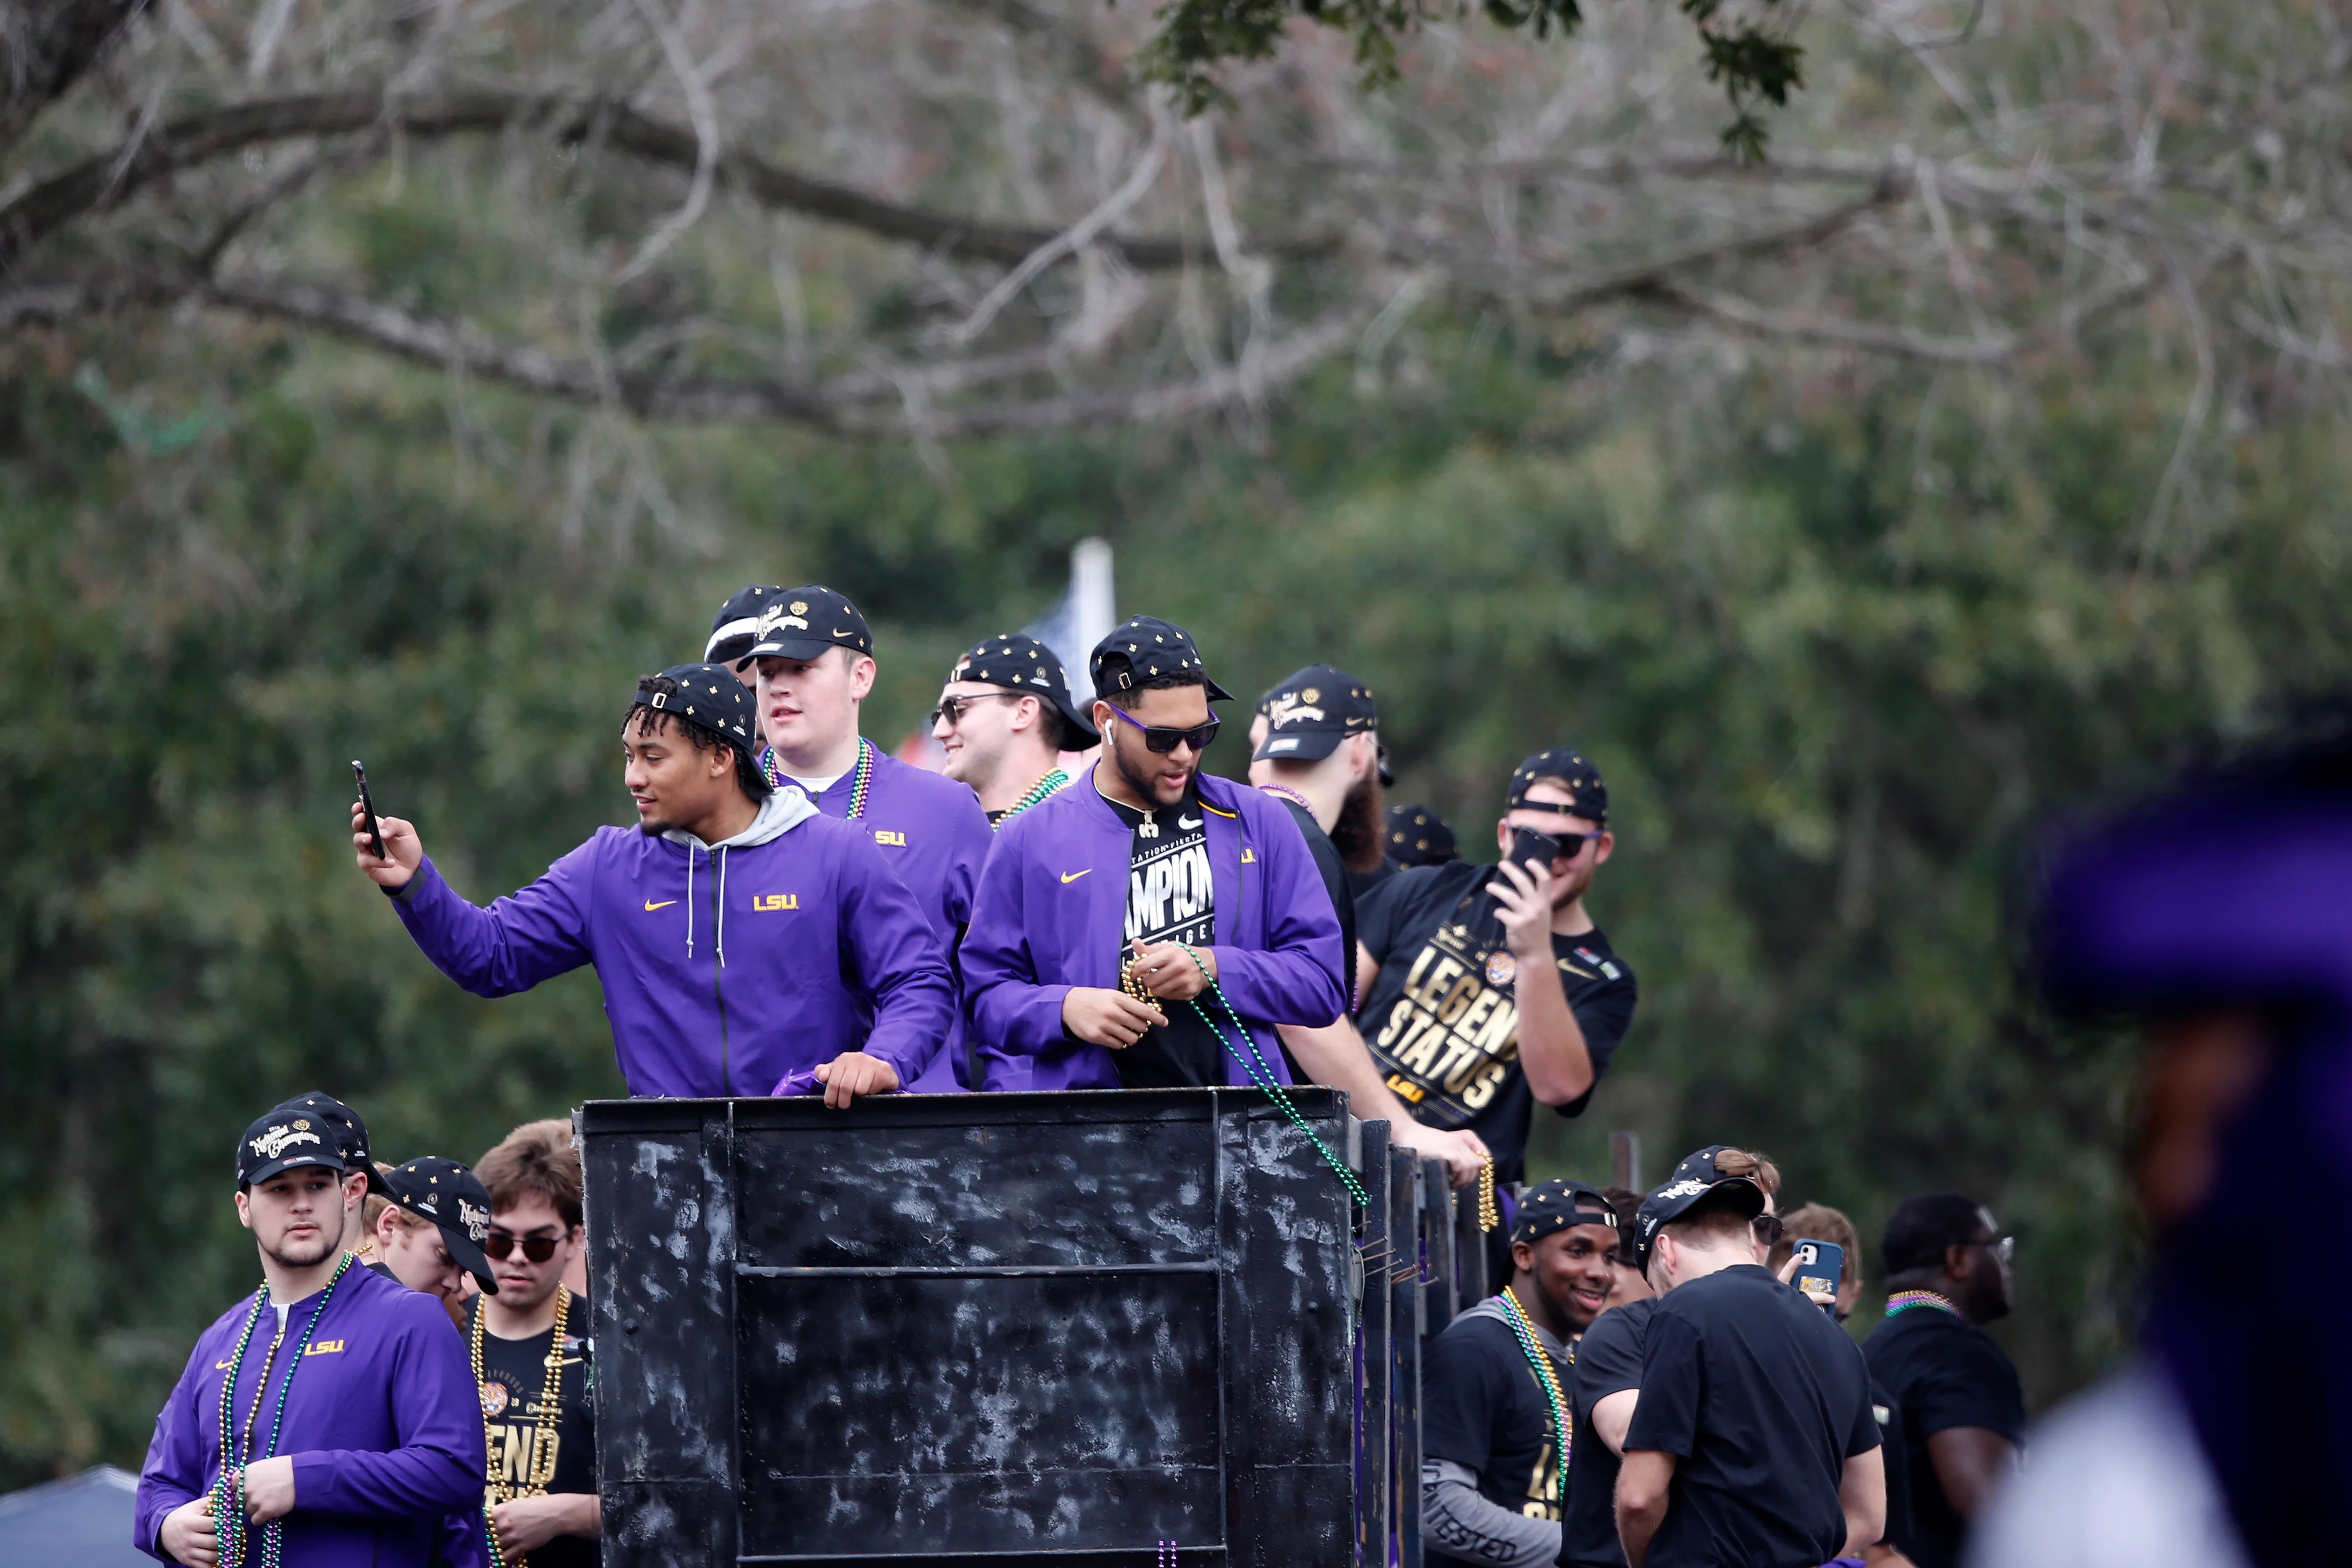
[2038,741,2352,1566]
[962,769,1347,1089]
[390,786,954,1096]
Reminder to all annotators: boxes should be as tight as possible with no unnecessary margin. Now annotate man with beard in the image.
[360,663,952,1104]
[962,617,1346,1090]
[1356,751,1638,1190]
[1422,1179,1622,1568]
[137,1104,483,1567]
[1863,1195,2023,1568]
[931,632,1098,826]
[744,585,996,1089]
[1250,664,1486,1182]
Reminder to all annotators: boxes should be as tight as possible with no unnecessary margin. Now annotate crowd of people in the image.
[137,578,2310,1567]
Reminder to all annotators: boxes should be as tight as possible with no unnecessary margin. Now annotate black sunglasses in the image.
[1751,1213,1785,1246]
[484,1232,563,1262]
[929,693,1024,729]
[1105,704,1220,755]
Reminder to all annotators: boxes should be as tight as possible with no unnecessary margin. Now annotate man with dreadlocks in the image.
[355,663,953,1104]
[137,1102,484,1567]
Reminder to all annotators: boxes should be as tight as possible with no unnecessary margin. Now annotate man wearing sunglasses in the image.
[1355,749,1639,1197]
[962,616,1348,1090]
[468,1120,600,1568]
[931,633,1099,825]
[741,585,996,1090]
[1863,1194,2023,1568]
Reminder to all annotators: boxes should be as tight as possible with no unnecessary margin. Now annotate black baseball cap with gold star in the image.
[265,1091,387,1195]
[381,1156,500,1293]
[238,1104,351,1188]
[633,663,761,768]
[1252,663,1378,763]
[947,633,1098,745]
[1385,803,1459,866]
[1508,747,1608,824]
[705,584,786,668]
[743,585,873,663]
[1511,1177,1621,1245]
[1089,616,1234,702]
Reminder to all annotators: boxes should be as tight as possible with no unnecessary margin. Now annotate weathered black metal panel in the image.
[1389,1146,1424,1568]
[1421,1159,1457,1336]
[1354,1119,1393,1567]
[582,1103,741,1566]
[584,1088,1357,1567]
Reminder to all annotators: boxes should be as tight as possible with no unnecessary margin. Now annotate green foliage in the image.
[1135,0,1803,158]
[3,304,2347,1486]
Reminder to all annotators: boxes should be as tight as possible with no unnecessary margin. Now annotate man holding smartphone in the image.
[1355,749,1639,1189]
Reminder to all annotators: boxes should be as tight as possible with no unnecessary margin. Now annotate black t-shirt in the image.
[1356,862,1638,1181]
[1869,1370,1915,1553]
[1270,794,1357,1007]
[1625,1265,1879,1568]
[1104,788,1224,1087]
[1422,1300,1570,1564]
[1862,1304,2026,1568]
[1559,1298,1655,1567]
[469,1298,598,1568]
[1346,857,1401,902]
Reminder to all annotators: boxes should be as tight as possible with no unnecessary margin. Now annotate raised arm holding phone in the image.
[352,664,953,1105]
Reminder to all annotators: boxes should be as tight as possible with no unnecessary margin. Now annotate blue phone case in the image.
[1793,1239,1843,1302]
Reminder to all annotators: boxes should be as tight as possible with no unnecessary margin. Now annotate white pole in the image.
[1071,538,1115,659]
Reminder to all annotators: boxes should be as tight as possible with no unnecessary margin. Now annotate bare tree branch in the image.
[0,0,150,157]
[192,271,1363,438]
[0,87,1339,278]
[1654,283,2016,364]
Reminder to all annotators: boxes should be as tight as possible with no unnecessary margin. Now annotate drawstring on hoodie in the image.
[716,847,728,967]
[684,842,698,957]
[678,842,730,965]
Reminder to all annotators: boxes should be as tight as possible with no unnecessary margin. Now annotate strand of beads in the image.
[248,1254,356,1568]
[1117,952,1164,1022]
[1883,1288,1963,1318]
[211,1285,270,1568]
[1477,1158,1500,1232]
[1497,1285,1573,1501]
[758,736,874,819]
[1173,943,1370,1209]
[995,768,1068,827]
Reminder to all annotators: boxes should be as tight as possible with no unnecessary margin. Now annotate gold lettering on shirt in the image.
[1363,920,1540,1130]
[874,830,908,847]
[303,1339,346,1355]
[1521,1441,1561,1520]
[752,894,798,911]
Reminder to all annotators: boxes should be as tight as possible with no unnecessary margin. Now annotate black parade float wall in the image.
[580,1089,1489,1567]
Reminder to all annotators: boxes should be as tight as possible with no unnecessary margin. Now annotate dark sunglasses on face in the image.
[929,693,1023,729]
[484,1231,563,1263]
[1105,704,1220,755]
[1752,1213,1785,1246]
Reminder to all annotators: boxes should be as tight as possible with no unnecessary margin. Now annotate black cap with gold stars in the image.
[633,663,762,770]
[1385,803,1459,866]
[1508,747,1608,825]
[1511,1177,1620,1245]
[743,585,873,663]
[1089,616,1235,703]
[381,1156,500,1293]
[1251,663,1378,763]
[264,1091,388,1195]
[947,633,1099,745]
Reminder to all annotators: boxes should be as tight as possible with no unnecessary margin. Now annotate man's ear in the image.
[235,1190,255,1231]
[846,651,878,701]
[1511,1238,1535,1276]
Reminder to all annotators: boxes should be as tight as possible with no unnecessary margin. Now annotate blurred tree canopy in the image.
[7,0,2352,1495]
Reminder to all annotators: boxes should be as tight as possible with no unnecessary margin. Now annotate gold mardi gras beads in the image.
[1478,1157,1500,1232]
[1118,953,1165,1019]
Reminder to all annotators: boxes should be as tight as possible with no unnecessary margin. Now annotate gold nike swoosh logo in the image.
[644,900,678,912]
[1060,869,1092,883]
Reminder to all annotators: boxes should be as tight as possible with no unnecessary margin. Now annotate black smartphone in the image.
[353,760,386,860]
[1506,826,1562,874]
[1792,1239,1843,1312]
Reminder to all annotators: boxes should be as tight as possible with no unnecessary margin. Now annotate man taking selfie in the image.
[358,663,952,1104]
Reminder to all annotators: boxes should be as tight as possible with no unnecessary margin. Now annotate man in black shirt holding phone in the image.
[1356,749,1638,1187]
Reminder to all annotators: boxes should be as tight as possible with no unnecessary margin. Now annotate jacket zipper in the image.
[710,854,731,1095]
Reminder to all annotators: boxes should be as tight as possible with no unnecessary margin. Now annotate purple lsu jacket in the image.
[389,786,955,1096]
[961,770,1348,1089]
[137,1262,483,1568]
[797,744,995,1092]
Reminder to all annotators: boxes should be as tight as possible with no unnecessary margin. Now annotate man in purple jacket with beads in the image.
[962,616,1349,1090]
[138,1104,486,1567]
[356,663,954,1104]
[737,584,996,1090]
